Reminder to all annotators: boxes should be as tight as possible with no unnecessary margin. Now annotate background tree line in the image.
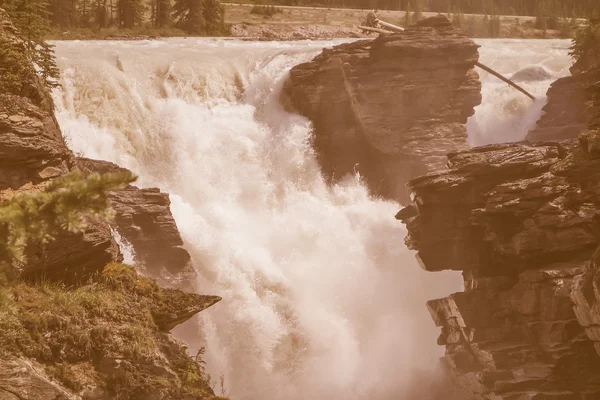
[0,0,228,35]
[260,0,600,18]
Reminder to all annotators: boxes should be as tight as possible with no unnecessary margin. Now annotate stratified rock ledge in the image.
[283,15,481,202]
[397,129,600,398]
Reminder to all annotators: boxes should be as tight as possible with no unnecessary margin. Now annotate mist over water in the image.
[52,38,571,399]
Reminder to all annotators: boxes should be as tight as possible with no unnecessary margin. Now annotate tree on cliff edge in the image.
[1,0,60,88]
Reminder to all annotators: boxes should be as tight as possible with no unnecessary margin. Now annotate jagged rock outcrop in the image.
[0,8,119,282]
[22,214,122,283]
[526,70,600,142]
[0,8,195,286]
[76,158,196,290]
[397,128,600,397]
[0,8,222,399]
[283,15,481,202]
[1,264,221,400]
[0,9,72,192]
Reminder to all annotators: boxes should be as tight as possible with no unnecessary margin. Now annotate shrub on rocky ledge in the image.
[0,263,222,399]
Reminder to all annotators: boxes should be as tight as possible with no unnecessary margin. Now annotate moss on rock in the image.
[0,263,223,399]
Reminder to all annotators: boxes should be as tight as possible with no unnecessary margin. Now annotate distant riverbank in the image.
[47,3,578,41]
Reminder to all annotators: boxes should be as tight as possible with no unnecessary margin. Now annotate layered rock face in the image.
[0,8,221,399]
[76,158,196,290]
[397,116,600,397]
[0,8,194,287]
[283,15,481,202]
[0,9,72,191]
[526,70,600,142]
[0,8,121,281]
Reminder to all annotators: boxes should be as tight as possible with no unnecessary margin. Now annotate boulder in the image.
[283,15,481,203]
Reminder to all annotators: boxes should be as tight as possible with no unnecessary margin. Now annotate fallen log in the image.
[475,62,536,101]
[358,25,393,34]
[376,19,405,32]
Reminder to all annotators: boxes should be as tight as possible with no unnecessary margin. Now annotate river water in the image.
[51,37,572,400]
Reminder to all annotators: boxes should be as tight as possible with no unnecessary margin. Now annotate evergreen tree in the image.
[2,0,60,89]
[570,20,600,73]
[155,0,170,27]
[0,36,30,95]
[94,0,108,28]
[403,1,410,26]
[534,4,547,31]
[203,0,225,35]
[117,0,143,28]
[48,0,78,28]
[172,0,204,34]
[451,6,464,29]
[78,0,91,26]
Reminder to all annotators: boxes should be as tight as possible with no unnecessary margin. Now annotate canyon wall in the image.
[526,70,600,142]
[283,15,481,202]
[0,8,221,399]
[397,77,600,398]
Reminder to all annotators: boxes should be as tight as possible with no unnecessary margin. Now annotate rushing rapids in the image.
[51,38,570,399]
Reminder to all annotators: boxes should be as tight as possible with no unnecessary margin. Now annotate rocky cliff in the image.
[397,78,600,398]
[283,15,481,202]
[75,158,197,291]
[0,8,222,399]
[526,70,600,142]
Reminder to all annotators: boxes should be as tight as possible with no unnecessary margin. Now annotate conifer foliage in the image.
[570,20,600,73]
[1,0,60,88]
[0,171,136,286]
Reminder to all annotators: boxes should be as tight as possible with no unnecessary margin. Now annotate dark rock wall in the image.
[526,70,600,142]
[398,79,600,397]
[283,16,481,203]
[76,158,197,290]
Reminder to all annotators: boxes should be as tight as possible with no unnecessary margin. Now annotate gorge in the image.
[50,24,572,400]
[0,8,594,400]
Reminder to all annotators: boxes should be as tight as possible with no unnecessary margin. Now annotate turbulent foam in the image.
[51,37,571,399]
[468,38,572,146]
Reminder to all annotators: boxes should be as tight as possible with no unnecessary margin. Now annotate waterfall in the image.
[51,37,571,400]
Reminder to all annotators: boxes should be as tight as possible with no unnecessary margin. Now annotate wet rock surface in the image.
[0,8,220,399]
[526,70,600,142]
[283,16,481,202]
[76,158,196,290]
[398,101,600,397]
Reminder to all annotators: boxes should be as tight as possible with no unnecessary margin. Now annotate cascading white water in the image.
[468,38,572,145]
[51,37,571,400]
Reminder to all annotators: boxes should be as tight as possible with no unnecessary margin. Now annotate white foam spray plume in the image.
[110,227,137,265]
[51,38,571,399]
[468,39,572,145]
